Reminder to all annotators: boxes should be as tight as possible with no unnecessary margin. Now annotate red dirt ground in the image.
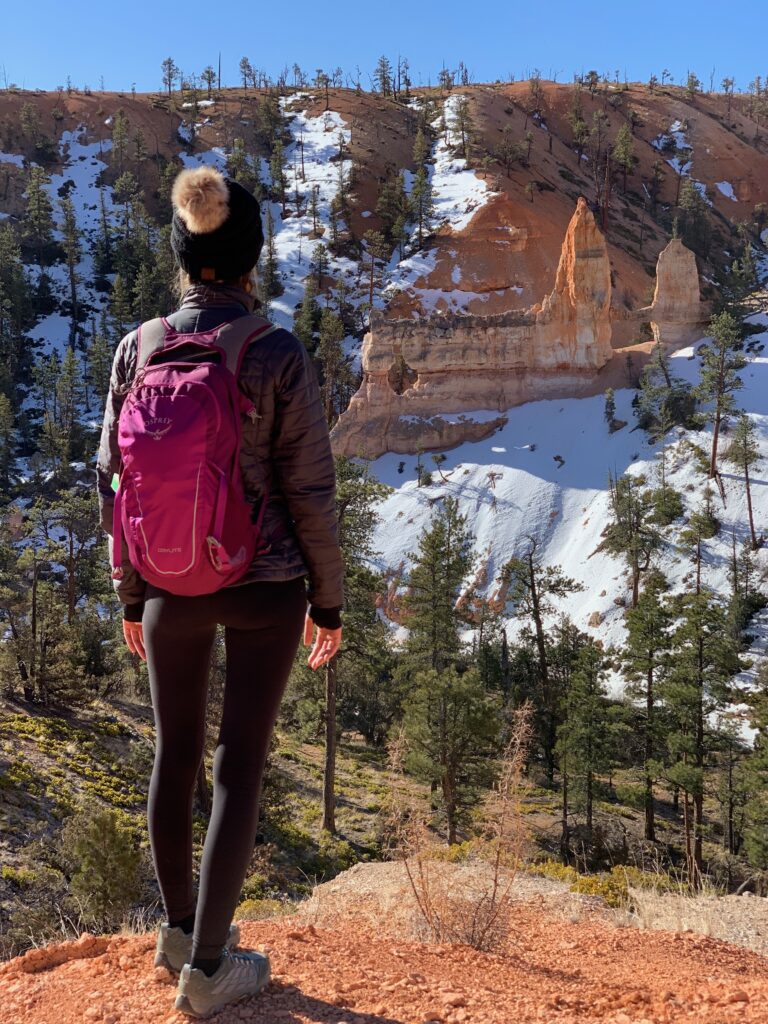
[2,902,768,1024]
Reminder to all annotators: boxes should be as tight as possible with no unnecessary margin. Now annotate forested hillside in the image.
[1,60,768,958]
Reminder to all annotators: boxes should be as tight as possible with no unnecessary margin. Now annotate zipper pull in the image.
[239,393,261,422]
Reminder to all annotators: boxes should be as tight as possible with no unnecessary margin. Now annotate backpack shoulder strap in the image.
[136,317,169,370]
[214,316,280,375]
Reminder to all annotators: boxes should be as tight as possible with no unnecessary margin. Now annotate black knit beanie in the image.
[170,167,264,282]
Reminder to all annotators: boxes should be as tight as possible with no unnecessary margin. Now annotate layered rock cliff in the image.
[331,199,708,459]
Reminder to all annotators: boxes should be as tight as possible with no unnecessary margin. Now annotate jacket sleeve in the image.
[272,341,344,613]
[95,331,147,614]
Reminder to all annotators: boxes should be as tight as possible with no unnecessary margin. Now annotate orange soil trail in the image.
[1,905,768,1024]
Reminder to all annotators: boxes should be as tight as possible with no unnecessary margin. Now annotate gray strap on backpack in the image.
[136,315,279,374]
[215,316,280,373]
[136,317,167,370]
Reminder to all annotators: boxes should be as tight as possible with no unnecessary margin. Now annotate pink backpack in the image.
[111,315,278,597]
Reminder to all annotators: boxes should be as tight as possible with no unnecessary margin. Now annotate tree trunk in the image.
[560,766,570,864]
[322,655,337,833]
[443,771,457,845]
[709,395,723,478]
[745,462,759,548]
[644,666,656,841]
[67,536,76,625]
[528,547,554,782]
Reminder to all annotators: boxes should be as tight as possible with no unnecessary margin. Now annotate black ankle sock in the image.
[192,955,222,977]
[169,913,195,935]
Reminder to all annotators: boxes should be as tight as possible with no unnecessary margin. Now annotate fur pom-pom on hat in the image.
[170,169,264,282]
[171,167,230,234]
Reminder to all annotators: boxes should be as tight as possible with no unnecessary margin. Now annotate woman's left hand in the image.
[123,620,146,662]
[303,613,341,670]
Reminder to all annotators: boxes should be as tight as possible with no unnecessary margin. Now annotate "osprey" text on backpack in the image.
[111,315,278,596]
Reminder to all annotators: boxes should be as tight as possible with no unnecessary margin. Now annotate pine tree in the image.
[697,310,745,479]
[635,341,696,438]
[0,393,16,495]
[375,172,408,243]
[293,276,320,351]
[239,57,253,89]
[400,496,475,675]
[269,139,288,216]
[373,56,393,97]
[109,273,134,342]
[545,616,588,860]
[621,569,673,841]
[133,126,148,180]
[723,414,761,549]
[556,639,613,836]
[402,664,499,844]
[612,122,635,193]
[258,206,282,298]
[663,591,744,886]
[710,717,750,865]
[309,241,330,290]
[678,177,712,257]
[499,539,583,782]
[55,346,85,468]
[602,472,660,608]
[743,666,768,872]
[363,229,389,306]
[111,109,129,176]
[20,102,42,148]
[60,194,80,347]
[0,223,33,338]
[317,308,352,426]
[604,387,616,430]
[448,95,474,160]
[132,259,157,322]
[409,166,436,249]
[201,65,216,98]
[413,126,431,169]
[161,57,179,99]
[323,458,392,822]
[87,319,112,410]
[24,166,54,270]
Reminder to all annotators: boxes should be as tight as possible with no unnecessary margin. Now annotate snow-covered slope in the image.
[368,316,768,717]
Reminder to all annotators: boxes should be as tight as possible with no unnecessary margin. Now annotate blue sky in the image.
[3,0,766,93]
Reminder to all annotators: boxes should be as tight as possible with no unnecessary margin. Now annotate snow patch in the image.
[716,180,738,201]
[367,330,768,736]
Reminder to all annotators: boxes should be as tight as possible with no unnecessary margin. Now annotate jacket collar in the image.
[178,283,258,314]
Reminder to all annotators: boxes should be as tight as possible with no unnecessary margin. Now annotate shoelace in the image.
[224,949,268,971]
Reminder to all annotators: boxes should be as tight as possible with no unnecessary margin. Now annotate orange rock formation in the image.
[332,200,707,459]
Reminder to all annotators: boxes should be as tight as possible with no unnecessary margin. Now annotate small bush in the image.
[648,486,684,526]
[1,864,37,888]
[235,897,289,920]
[571,867,629,908]
[614,783,647,811]
[58,796,144,928]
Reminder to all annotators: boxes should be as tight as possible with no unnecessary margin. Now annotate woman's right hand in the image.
[123,620,146,662]
[303,613,341,670]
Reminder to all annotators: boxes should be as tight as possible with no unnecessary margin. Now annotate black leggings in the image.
[143,576,306,960]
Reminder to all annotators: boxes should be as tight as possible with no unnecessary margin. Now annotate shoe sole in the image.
[174,962,271,1018]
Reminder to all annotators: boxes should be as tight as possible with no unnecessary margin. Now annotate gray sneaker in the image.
[154,922,241,973]
[174,948,271,1018]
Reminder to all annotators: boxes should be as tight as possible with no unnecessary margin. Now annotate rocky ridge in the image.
[332,199,707,458]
